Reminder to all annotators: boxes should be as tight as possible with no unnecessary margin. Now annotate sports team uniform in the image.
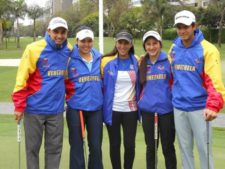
[65,45,103,169]
[168,29,225,169]
[138,51,177,169]
[12,32,72,169]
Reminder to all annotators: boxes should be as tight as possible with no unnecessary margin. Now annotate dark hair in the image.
[139,53,149,85]
[102,30,135,58]
[75,25,92,33]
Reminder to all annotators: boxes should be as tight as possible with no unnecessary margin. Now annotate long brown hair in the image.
[139,53,149,85]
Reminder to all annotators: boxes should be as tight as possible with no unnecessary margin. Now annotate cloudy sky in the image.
[25,0,46,7]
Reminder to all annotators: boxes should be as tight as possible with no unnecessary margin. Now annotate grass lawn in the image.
[0,114,225,169]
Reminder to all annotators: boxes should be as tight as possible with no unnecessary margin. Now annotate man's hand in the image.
[15,111,24,122]
[204,109,217,121]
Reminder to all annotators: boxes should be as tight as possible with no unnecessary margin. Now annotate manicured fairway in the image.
[0,115,225,169]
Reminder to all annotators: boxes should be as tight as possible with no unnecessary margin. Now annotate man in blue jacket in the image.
[169,10,225,169]
[12,17,72,169]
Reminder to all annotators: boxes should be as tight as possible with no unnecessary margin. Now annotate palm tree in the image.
[13,0,27,48]
[27,5,43,41]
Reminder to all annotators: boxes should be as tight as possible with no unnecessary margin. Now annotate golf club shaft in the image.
[154,112,158,169]
[206,121,210,169]
[17,120,21,169]
[79,111,88,169]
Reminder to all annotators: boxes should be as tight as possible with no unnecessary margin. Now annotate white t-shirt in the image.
[112,70,137,112]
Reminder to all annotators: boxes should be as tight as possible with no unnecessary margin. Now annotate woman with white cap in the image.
[138,30,177,169]
[65,26,103,169]
[101,30,140,169]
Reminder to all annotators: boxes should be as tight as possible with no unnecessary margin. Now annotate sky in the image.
[25,0,46,7]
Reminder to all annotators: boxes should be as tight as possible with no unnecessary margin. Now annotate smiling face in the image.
[76,38,93,55]
[47,27,68,45]
[176,23,196,45]
[116,39,133,58]
[144,37,161,58]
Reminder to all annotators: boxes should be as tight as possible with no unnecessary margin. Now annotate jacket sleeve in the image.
[65,58,75,101]
[202,41,225,112]
[11,45,39,112]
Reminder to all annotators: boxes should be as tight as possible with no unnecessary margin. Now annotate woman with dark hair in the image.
[101,31,140,169]
[65,26,103,169]
[138,31,177,169]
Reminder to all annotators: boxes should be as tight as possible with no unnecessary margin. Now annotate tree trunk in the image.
[217,6,225,48]
[0,20,3,49]
[5,37,8,49]
[16,18,20,48]
[33,18,36,41]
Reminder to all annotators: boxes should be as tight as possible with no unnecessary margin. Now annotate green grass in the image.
[0,115,224,169]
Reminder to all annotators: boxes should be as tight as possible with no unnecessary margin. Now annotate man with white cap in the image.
[168,10,225,169]
[12,17,72,169]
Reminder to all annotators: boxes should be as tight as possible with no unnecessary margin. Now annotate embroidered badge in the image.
[147,65,151,74]
[158,65,165,70]
[71,68,79,77]
[170,51,176,60]
[42,58,50,68]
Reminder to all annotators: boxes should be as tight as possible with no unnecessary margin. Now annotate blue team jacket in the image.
[65,45,103,111]
[12,32,72,114]
[138,51,173,115]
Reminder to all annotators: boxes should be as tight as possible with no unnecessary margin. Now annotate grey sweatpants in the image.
[24,113,64,169]
[174,108,214,169]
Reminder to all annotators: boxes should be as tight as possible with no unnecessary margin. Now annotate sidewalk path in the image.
[0,59,20,66]
[0,102,225,128]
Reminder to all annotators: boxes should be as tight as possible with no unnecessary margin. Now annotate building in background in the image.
[52,0,73,15]
[168,0,211,8]
[132,0,142,7]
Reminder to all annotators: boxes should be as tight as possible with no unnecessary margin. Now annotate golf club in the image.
[206,121,210,169]
[79,111,88,169]
[154,112,158,169]
[17,120,21,169]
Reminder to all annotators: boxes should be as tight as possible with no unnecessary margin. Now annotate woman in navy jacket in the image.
[138,31,177,169]
[101,31,140,169]
[65,26,103,169]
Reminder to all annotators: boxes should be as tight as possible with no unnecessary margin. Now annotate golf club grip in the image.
[79,111,85,138]
[17,121,21,143]
[154,113,158,139]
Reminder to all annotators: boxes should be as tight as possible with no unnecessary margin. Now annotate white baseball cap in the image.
[48,17,68,30]
[143,31,161,43]
[174,10,196,26]
[76,29,94,40]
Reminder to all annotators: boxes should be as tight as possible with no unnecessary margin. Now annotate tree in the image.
[104,0,130,36]
[142,0,168,37]
[119,7,145,38]
[27,5,43,41]
[13,0,27,48]
[218,5,225,47]
[0,0,12,48]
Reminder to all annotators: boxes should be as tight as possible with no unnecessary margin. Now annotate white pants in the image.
[174,108,214,169]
